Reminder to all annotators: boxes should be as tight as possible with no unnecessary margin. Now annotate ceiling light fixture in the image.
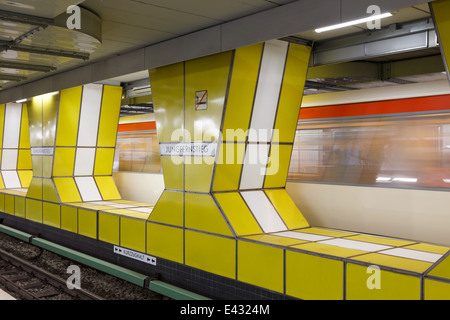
[315,12,392,33]
[132,85,151,95]
[15,98,26,103]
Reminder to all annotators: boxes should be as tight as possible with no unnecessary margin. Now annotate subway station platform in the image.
[0,0,450,301]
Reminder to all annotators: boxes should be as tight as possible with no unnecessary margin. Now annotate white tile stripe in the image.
[239,143,269,190]
[128,207,153,214]
[272,231,332,242]
[318,238,392,252]
[241,190,287,233]
[89,201,138,209]
[1,171,21,188]
[380,248,442,263]
[1,150,18,170]
[75,176,102,201]
[3,103,22,149]
[74,147,96,176]
[239,40,288,190]
[248,39,288,143]
[77,83,103,147]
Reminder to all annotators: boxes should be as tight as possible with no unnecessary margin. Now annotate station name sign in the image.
[160,142,217,157]
[31,147,54,156]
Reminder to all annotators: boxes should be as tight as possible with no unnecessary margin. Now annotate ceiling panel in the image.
[98,0,279,21]
[0,0,84,18]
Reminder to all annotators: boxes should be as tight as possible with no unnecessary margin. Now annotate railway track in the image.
[0,247,102,300]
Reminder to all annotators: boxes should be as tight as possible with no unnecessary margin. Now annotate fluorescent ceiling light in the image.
[315,12,392,33]
[132,85,151,95]
[15,99,27,103]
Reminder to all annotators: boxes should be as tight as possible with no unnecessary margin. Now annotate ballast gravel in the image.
[0,232,164,300]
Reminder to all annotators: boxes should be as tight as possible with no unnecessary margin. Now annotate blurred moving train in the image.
[114,78,450,246]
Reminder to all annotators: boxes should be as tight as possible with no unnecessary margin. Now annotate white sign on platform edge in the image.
[114,245,157,266]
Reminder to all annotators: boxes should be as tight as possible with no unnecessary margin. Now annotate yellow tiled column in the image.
[148,40,312,282]
[0,102,33,190]
[431,0,450,81]
[26,84,123,204]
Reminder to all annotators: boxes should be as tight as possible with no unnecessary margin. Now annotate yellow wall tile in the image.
[43,202,60,228]
[424,279,450,300]
[428,254,450,280]
[432,1,450,77]
[27,96,43,147]
[17,150,32,170]
[95,176,121,200]
[161,156,183,191]
[238,241,284,293]
[184,51,232,142]
[61,205,78,233]
[42,92,59,147]
[147,223,183,264]
[26,198,42,223]
[42,178,60,202]
[54,177,81,203]
[222,43,263,142]
[121,217,146,252]
[0,193,4,212]
[97,85,122,147]
[185,230,236,279]
[185,193,233,236]
[31,156,43,177]
[26,177,43,200]
[212,143,244,191]
[286,251,344,300]
[346,263,420,300]
[274,44,311,143]
[4,194,14,215]
[56,87,82,147]
[14,196,25,218]
[19,104,31,149]
[18,170,33,188]
[149,63,184,143]
[98,212,120,245]
[53,147,75,176]
[42,156,53,178]
[147,190,183,226]
[264,144,293,188]
[93,148,115,176]
[184,158,214,192]
[78,208,97,239]
[214,192,262,236]
[265,189,309,229]
[0,104,5,149]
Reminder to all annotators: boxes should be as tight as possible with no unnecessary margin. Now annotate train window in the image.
[288,113,450,190]
[114,131,162,173]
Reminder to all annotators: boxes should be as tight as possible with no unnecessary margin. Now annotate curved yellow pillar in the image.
[148,40,312,280]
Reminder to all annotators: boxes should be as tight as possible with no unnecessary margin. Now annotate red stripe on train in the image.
[118,121,156,132]
[299,94,450,120]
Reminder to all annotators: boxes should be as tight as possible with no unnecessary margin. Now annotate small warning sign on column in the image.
[195,90,208,111]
